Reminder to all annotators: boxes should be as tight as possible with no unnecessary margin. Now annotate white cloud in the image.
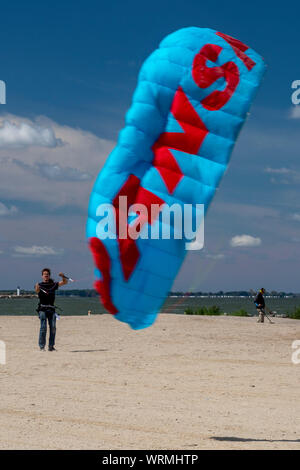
[264,167,293,175]
[0,114,115,210]
[291,213,300,222]
[0,119,62,148]
[290,106,300,119]
[205,253,225,260]
[0,202,18,216]
[230,235,261,248]
[13,245,64,256]
[12,159,92,181]
[264,167,300,185]
[37,163,91,181]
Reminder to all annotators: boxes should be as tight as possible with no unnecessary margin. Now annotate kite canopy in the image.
[87,27,265,329]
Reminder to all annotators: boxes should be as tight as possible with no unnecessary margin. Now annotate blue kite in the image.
[86,27,265,329]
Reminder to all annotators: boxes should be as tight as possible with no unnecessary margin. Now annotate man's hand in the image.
[35,283,40,293]
[58,272,68,286]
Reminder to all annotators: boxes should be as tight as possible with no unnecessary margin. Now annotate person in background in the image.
[254,288,266,323]
[35,269,68,351]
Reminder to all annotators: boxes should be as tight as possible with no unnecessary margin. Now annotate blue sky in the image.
[0,0,299,292]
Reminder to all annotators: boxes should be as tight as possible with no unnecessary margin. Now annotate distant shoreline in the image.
[1,295,299,302]
[0,294,37,299]
[0,291,299,299]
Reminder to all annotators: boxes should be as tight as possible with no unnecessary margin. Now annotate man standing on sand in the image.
[35,269,68,351]
[254,288,266,323]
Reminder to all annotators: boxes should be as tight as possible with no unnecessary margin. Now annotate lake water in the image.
[0,295,299,317]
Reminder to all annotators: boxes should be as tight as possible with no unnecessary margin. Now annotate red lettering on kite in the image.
[152,86,209,193]
[192,43,240,111]
[216,31,256,71]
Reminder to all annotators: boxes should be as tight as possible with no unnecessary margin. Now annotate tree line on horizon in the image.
[0,289,299,297]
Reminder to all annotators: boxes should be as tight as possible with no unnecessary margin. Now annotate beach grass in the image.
[184,305,222,316]
[287,307,300,319]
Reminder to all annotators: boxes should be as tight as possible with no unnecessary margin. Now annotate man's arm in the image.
[58,273,68,287]
[35,283,40,293]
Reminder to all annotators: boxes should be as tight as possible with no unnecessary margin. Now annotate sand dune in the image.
[0,314,299,450]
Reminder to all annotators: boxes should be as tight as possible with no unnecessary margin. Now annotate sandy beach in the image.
[0,313,299,450]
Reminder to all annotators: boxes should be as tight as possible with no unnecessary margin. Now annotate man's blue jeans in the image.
[38,310,56,349]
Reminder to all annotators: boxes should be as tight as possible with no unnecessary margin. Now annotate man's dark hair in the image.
[41,268,54,283]
[42,268,51,275]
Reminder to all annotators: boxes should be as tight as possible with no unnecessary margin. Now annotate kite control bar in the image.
[59,272,75,282]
